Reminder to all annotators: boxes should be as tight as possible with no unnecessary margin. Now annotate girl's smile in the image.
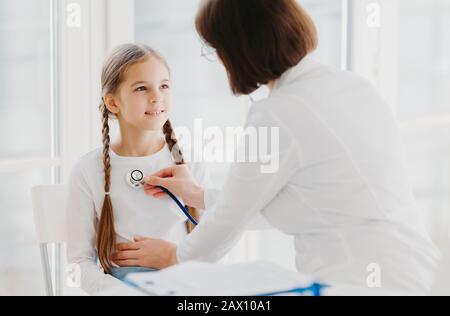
[145,109,166,117]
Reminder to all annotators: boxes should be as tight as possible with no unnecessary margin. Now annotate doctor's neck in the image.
[267,80,276,92]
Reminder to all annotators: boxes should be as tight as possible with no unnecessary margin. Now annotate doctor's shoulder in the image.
[244,94,300,130]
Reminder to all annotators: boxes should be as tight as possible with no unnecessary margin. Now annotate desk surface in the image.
[94,282,408,296]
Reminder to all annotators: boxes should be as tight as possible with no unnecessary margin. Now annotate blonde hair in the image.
[98,43,199,273]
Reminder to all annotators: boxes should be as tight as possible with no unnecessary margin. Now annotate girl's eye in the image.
[161,84,170,90]
[136,86,147,92]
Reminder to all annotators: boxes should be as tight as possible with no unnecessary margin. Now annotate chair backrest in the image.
[31,185,68,243]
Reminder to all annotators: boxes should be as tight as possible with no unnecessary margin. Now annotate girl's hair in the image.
[196,0,317,95]
[98,43,199,273]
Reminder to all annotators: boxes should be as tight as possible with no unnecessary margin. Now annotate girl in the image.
[67,44,204,294]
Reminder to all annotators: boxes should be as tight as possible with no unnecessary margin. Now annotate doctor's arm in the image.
[176,111,302,263]
[128,106,303,268]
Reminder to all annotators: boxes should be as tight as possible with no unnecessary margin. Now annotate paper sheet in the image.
[126,261,316,296]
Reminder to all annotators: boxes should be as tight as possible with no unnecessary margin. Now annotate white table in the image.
[94,282,408,296]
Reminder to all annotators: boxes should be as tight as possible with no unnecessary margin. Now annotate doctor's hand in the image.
[112,236,178,270]
[144,165,205,209]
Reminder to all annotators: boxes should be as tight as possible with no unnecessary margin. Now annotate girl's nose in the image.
[150,92,162,104]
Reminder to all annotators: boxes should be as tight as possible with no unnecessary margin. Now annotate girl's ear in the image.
[104,94,120,115]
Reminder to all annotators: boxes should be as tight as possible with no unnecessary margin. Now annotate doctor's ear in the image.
[103,94,120,115]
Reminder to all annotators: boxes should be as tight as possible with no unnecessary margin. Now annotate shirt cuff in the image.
[176,240,187,263]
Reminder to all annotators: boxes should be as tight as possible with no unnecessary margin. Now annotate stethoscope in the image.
[126,169,198,226]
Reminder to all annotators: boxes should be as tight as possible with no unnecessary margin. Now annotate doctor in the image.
[113,0,439,293]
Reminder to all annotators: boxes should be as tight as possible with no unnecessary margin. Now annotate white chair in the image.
[31,185,87,296]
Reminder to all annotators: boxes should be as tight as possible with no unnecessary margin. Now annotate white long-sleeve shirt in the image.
[66,143,209,294]
[176,56,440,294]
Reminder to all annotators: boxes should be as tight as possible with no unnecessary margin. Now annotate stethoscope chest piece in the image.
[126,169,145,188]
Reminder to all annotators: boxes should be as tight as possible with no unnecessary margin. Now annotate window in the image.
[396,0,450,246]
[0,1,52,159]
[397,0,450,118]
[0,0,56,295]
[302,0,345,68]
[350,0,450,247]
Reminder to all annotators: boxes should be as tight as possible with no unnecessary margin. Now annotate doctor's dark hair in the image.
[98,43,199,273]
[196,0,318,95]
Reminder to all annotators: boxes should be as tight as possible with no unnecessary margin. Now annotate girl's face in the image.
[107,56,172,132]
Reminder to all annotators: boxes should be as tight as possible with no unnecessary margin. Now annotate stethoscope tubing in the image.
[156,186,198,226]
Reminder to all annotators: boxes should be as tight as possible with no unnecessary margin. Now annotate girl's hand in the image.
[144,165,205,209]
[112,236,178,270]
